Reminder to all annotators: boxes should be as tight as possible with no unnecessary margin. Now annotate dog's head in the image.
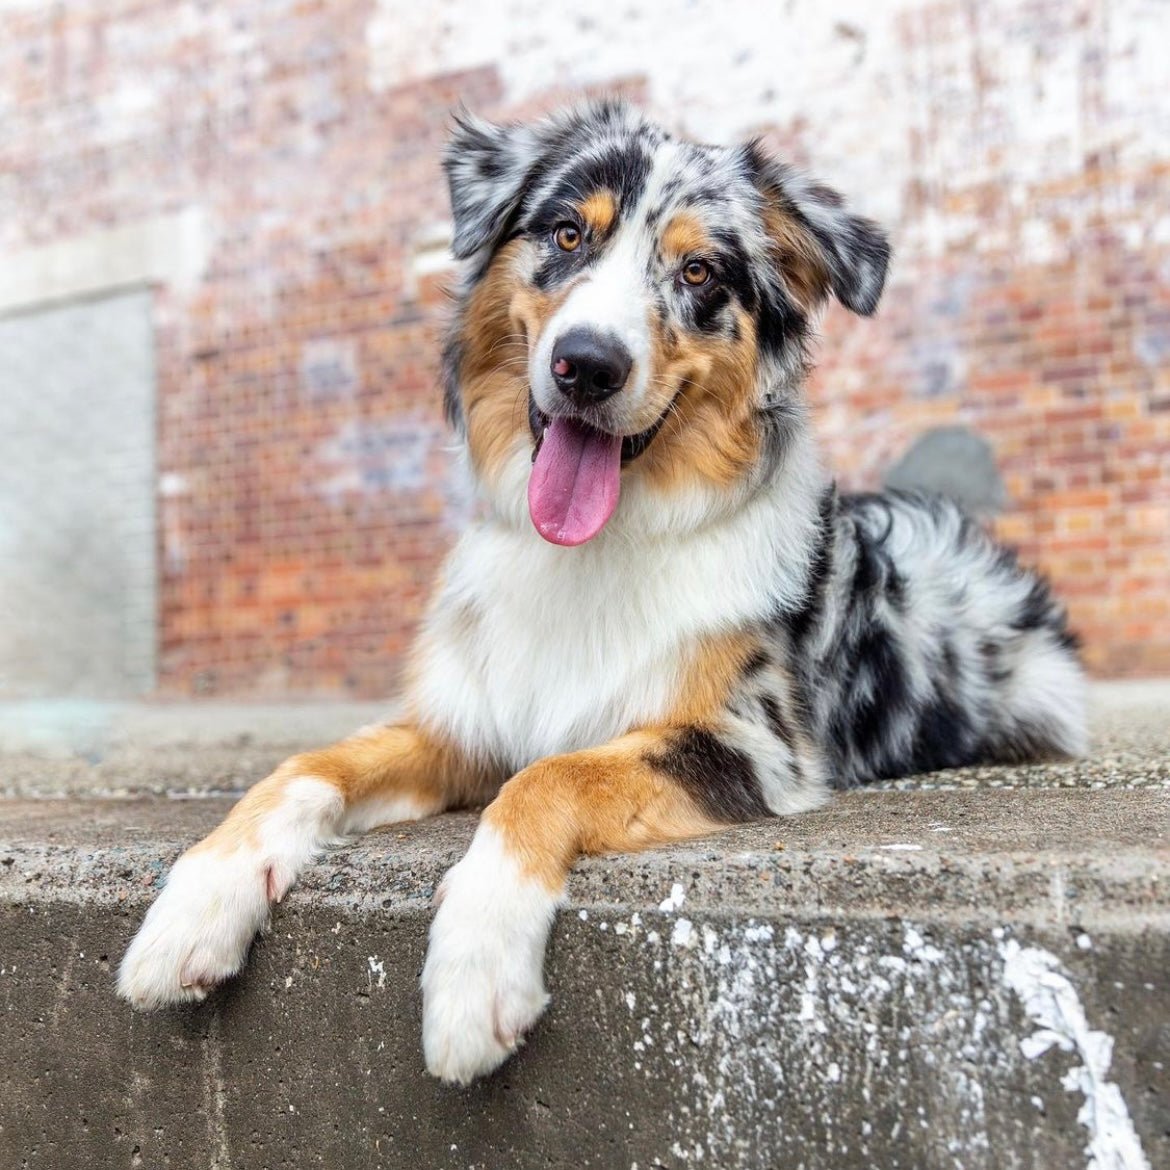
[442,99,889,546]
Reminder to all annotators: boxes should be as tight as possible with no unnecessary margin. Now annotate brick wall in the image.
[1,0,1167,696]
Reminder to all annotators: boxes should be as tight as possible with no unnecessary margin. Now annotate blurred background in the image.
[1,0,1167,706]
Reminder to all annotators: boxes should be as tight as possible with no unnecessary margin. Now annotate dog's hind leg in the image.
[421,721,798,1085]
[118,723,487,1010]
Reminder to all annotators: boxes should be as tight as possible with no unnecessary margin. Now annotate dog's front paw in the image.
[117,849,271,1009]
[421,824,561,1085]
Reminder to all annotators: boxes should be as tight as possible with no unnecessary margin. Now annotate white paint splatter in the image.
[903,927,944,965]
[880,843,924,852]
[367,955,386,990]
[618,918,1154,1164]
[1000,940,1150,1170]
[658,882,686,913]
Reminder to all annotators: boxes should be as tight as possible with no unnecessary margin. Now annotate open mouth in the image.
[526,393,672,464]
[525,391,677,548]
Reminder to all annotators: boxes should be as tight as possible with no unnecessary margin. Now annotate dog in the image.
[118,99,1087,1085]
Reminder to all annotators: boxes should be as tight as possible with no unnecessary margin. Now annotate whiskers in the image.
[484,332,529,360]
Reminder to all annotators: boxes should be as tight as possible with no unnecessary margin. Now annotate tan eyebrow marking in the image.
[579,189,618,236]
[661,211,712,260]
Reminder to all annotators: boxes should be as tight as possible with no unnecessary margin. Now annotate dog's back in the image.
[781,488,1086,786]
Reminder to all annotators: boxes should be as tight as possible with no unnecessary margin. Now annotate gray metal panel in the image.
[0,289,157,697]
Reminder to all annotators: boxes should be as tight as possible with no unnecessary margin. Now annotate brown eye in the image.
[682,259,711,286]
[554,223,582,252]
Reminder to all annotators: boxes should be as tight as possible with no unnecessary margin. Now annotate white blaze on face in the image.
[524,146,710,547]
[530,228,651,426]
[528,146,682,434]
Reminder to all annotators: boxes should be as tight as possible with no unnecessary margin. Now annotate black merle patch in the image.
[647,727,772,823]
[440,332,464,430]
[739,142,890,317]
[908,694,975,775]
[741,647,771,677]
[532,243,591,292]
[527,144,653,233]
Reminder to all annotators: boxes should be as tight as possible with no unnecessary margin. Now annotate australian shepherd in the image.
[118,100,1087,1085]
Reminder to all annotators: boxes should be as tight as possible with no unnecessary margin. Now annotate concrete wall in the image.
[1,0,1167,695]
[0,290,157,699]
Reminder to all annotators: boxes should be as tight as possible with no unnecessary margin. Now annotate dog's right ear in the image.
[444,111,543,261]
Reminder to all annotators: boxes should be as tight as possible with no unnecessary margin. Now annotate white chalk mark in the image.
[1001,940,1150,1170]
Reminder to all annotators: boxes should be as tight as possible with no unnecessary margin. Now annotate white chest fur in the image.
[408,473,817,770]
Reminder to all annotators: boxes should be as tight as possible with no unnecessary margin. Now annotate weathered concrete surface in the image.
[1,684,1167,1168]
[1,681,1166,796]
[1,780,1167,1169]
[0,699,393,797]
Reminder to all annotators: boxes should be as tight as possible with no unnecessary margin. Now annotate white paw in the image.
[117,775,343,1010]
[421,824,561,1085]
[117,849,271,1009]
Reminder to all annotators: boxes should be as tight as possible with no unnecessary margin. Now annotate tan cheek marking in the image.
[463,376,530,487]
[579,189,617,236]
[763,206,829,314]
[509,282,570,350]
[456,242,555,486]
[639,309,762,493]
[484,735,720,891]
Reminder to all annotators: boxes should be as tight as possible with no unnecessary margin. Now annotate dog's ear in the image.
[444,110,545,261]
[743,142,890,316]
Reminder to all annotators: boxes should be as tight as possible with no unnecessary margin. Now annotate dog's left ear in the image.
[444,110,545,261]
[744,142,891,316]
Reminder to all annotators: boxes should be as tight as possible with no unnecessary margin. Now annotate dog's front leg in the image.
[422,726,765,1085]
[118,723,486,1009]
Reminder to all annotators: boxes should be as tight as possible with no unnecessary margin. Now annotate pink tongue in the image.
[528,417,623,546]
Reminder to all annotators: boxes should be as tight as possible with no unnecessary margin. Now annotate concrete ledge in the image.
[0,699,395,797]
[2,685,1167,1167]
[2,783,1168,1169]
[1,682,1166,797]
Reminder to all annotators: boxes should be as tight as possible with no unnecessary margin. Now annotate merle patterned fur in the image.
[441,99,1087,813]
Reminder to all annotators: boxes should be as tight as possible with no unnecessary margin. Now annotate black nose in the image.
[550,327,633,406]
